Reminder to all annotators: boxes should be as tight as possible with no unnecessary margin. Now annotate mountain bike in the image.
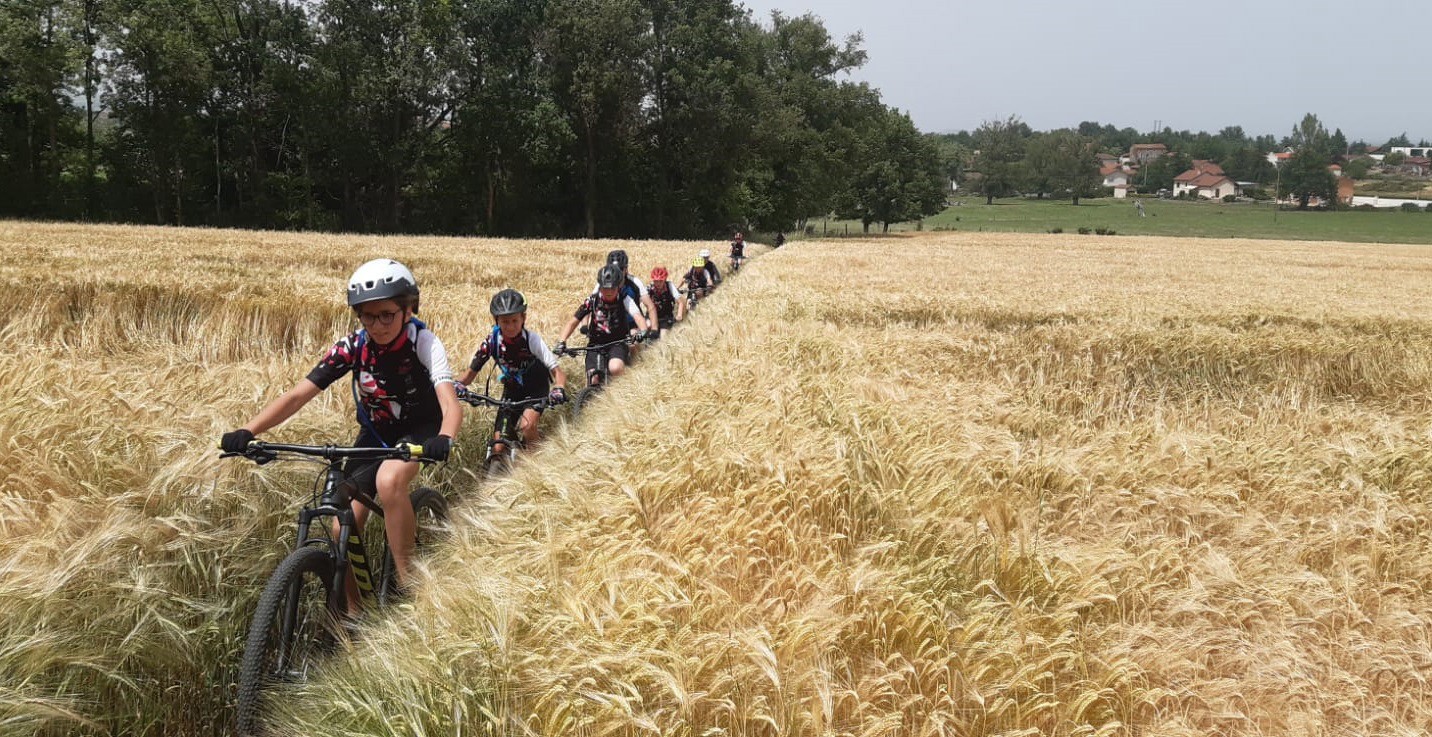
[729,255,745,273]
[557,331,645,416]
[455,387,554,478]
[224,441,449,735]
[684,284,711,311]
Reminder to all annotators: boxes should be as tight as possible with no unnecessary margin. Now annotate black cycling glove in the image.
[421,435,452,462]
[221,428,254,453]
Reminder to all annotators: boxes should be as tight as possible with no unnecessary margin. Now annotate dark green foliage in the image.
[972,115,1030,204]
[1135,152,1192,194]
[1024,130,1100,204]
[1279,148,1338,210]
[0,0,941,237]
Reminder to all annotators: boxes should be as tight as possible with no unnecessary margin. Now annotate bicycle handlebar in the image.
[220,441,428,465]
[556,332,646,356]
[455,388,552,411]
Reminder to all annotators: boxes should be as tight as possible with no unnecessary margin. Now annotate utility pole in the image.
[1273,162,1281,224]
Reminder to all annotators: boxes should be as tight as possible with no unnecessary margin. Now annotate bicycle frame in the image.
[456,389,550,464]
[293,463,385,612]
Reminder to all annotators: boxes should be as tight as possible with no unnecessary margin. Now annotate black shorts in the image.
[342,421,440,498]
[496,373,551,430]
[585,341,629,375]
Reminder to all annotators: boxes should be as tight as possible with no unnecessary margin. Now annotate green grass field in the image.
[809,196,1432,244]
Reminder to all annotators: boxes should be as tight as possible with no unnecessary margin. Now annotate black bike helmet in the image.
[606,249,629,271]
[597,264,624,289]
[489,288,527,316]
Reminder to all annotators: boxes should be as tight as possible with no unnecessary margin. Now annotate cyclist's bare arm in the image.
[435,381,463,439]
[242,379,322,436]
[557,315,581,344]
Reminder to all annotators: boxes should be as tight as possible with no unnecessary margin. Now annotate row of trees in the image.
[947,118,1107,205]
[0,0,946,236]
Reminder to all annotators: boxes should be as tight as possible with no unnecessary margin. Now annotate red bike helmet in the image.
[650,266,669,281]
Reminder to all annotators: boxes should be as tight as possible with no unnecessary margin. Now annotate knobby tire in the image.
[235,545,336,736]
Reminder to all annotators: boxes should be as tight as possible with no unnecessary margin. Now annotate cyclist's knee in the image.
[608,359,626,376]
[374,460,416,503]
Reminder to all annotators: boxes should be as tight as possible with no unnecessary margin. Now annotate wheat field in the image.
[3,222,1431,736]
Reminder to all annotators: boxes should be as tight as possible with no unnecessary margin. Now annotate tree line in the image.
[0,0,947,237]
[936,114,1425,208]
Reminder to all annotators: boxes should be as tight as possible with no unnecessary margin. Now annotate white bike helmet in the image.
[347,258,420,311]
[699,248,711,259]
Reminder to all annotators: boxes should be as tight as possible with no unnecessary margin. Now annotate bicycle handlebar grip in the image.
[400,442,424,459]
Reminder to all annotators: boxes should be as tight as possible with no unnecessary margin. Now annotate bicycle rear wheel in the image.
[378,486,451,605]
[235,545,336,735]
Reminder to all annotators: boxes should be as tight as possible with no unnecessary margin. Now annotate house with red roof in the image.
[1173,160,1241,199]
[1100,163,1135,198]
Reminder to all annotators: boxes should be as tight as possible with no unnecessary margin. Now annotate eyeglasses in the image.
[357,309,402,326]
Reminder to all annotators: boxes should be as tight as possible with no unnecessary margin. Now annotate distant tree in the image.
[1218,125,1246,142]
[1221,147,1275,184]
[971,115,1028,204]
[1289,112,1331,156]
[1136,151,1192,193]
[1279,148,1336,209]
[833,105,946,232]
[1025,130,1099,204]
[0,0,83,217]
[1343,158,1372,179]
[1329,128,1348,156]
[1384,132,1412,148]
[1384,152,1407,167]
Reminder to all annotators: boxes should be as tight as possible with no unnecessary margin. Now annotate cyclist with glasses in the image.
[220,258,462,594]
[453,288,568,449]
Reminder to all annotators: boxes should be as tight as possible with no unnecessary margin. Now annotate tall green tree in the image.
[1023,130,1098,202]
[1279,148,1336,209]
[1288,112,1331,156]
[752,10,869,232]
[543,0,648,237]
[972,115,1028,204]
[103,0,220,224]
[1220,147,1275,184]
[639,0,765,236]
[0,0,81,217]
[833,103,945,232]
[310,0,462,231]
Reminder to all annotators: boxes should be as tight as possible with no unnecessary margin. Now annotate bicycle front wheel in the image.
[235,545,337,735]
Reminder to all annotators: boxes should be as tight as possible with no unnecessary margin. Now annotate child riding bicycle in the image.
[729,231,747,272]
[647,266,685,338]
[556,264,650,387]
[220,258,462,598]
[453,288,568,451]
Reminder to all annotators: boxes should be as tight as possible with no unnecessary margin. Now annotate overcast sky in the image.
[738,0,1429,144]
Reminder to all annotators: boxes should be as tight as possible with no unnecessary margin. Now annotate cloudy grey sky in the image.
[738,0,1429,144]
